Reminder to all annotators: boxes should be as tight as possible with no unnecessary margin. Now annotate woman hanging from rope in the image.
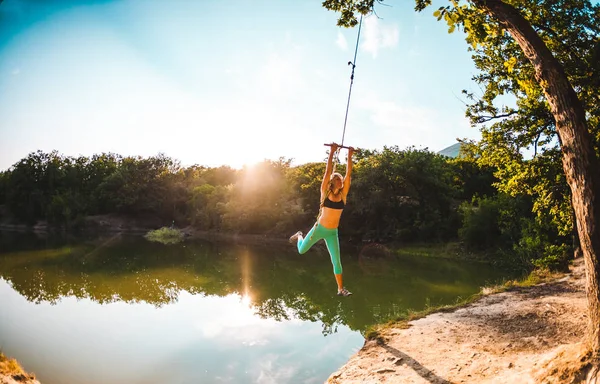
[289,143,355,297]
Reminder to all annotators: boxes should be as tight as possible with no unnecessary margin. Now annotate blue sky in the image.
[0,0,481,170]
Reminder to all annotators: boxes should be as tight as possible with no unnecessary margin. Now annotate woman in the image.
[289,143,354,296]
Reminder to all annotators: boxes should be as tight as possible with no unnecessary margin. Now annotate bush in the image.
[144,227,184,245]
[458,197,503,250]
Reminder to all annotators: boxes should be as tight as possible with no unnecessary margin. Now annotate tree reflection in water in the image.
[0,231,521,336]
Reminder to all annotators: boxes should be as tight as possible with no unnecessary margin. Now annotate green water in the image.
[0,231,522,384]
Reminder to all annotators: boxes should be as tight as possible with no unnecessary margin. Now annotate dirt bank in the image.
[0,353,40,384]
[328,257,589,383]
[0,375,39,384]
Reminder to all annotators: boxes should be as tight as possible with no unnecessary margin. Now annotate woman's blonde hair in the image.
[329,172,344,190]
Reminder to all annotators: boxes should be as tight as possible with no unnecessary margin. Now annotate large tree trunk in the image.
[473,0,600,356]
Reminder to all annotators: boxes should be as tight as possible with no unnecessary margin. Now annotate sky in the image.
[0,0,483,170]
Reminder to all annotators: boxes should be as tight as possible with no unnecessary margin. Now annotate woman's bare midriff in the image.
[318,206,343,229]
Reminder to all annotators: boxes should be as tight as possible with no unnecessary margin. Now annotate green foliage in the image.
[532,244,571,271]
[46,190,87,229]
[220,158,302,234]
[459,194,526,251]
[345,146,459,242]
[514,218,572,271]
[459,197,502,250]
[1,147,484,240]
[189,184,219,229]
[451,0,597,270]
[288,161,326,217]
[95,154,181,215]
[321,0,375,27]
[0,171,7,206]
[458,193,571,270]
[447,153,498,201]
[144,227,184,245]
[0,143,573,269]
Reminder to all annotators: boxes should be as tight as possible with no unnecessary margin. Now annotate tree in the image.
[324,0,600,370]
[221,158,299,234]
[0,171,7,206]
[459,0,599,273]
[346,146,458,242]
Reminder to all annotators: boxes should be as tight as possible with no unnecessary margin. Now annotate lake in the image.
[0,231,522,384]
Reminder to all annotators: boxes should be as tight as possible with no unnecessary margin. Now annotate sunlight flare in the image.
[241,249,253,308]
[240,293,252,308]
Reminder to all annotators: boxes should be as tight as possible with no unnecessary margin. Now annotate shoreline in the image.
[0,216,513,264]
[0,218,290,245]
[0,222,527,273]
[328,256,588,383]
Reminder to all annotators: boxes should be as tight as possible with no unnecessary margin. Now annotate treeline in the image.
[0,146,574,269]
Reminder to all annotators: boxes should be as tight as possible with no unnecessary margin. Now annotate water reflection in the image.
[0,281,358,384]
[0,231,526,384]
[0,231,520,336]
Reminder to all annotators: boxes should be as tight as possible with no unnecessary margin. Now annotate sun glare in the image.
[240,161,267,193]
[240,294,252,308]
[242,160,261,170]
[240,249,253,308]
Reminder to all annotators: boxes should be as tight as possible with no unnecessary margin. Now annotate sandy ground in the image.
[328,257,589,384]
[0,376,40,384]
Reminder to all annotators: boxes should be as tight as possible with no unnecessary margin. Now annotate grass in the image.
[144,227,184,245]
[363,266,568,342]
[0,352,35,381]
[481,267,564,294]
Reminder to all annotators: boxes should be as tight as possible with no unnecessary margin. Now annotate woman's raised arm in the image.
[342,147,354,198]
[321,143,339,198]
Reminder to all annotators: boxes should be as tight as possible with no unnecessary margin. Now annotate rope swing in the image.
[341,13,363,149]
[325,14,364,163]
[313,14,365,230]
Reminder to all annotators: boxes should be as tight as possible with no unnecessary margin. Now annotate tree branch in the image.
[532,22,588,65]
[476,111,518,123]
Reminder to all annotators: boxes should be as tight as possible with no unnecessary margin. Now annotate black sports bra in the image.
[323,197,345,210]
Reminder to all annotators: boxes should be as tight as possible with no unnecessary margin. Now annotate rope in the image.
[312,13,364,230]
[340,14,363,149]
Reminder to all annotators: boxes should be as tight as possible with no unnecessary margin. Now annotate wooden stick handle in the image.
[323,143,353,149]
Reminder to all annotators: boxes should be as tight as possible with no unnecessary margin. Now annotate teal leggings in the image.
[297,223,342,274]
